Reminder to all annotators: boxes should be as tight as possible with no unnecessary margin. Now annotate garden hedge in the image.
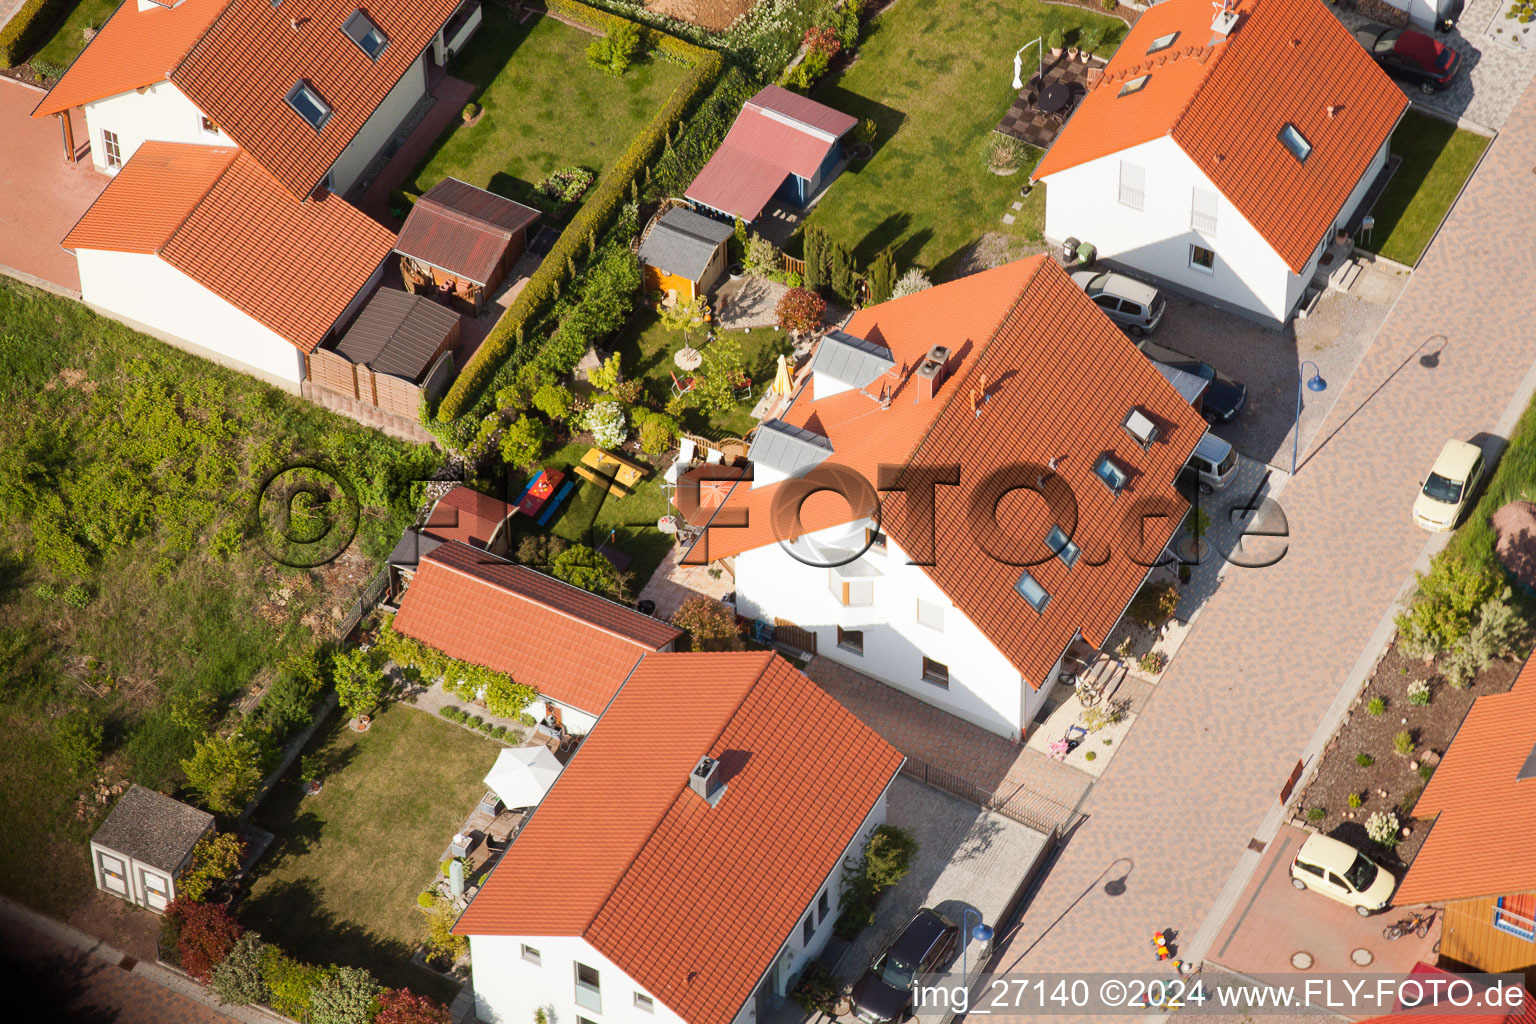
[0,0,73,68]
[435,2,722,422]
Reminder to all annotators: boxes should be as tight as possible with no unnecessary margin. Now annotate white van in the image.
[1183,434,1238,492]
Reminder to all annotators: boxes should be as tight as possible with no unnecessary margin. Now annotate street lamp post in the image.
[1292,360,1327,476]
[1012,38,1043,91]
[961,910,995,980]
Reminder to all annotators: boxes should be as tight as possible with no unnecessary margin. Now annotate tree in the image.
[309,966,382,1024]
[867,248,897,305]
[333,646,388,720]
[693,334,747,414]
[516,534,567,567]
[179,831,246,902]
[500,414,551,470]
[802,226,824,290]
[167,898,243,982]
[891,267,932,298]
[659,294,709,347]
[671,597,744,652]
[776,287,827,337]
[374,989,453,1024]
[482,675,538,718]
[552,545,628,600]
[182,733,263,815]
[1396,555,1500,657]
[532,383,574,422]
[731,217,749,262]
[587,353,623,392]
[829,240,854,304]
[744,233,780,278]
[586,21,642,76]
[210,932,268,1006]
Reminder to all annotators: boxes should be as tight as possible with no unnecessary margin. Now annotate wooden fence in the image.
[783,254,806,277]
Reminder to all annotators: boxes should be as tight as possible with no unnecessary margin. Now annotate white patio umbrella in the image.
[483,745,563,809]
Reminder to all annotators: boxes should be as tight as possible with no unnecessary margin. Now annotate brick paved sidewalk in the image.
[982,72,1536,1000]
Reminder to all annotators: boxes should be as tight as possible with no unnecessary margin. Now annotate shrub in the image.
[1366,696,1386,716]
[588,353,623,392]
[867,248,896,305]
[178,831,246,902]
[262,948,335,1022]
[1347,792,1363,809]
[552,544,628,600]
[532,383,575,422]
[1127,582,1179,630]
[168,898,243,983]
[1393,729,1415,756]
[891,268,932,298]
[438,706,459,722]
[491,725,508,740]
[425,899,469,963]
[260,648,327,731]
[478,721,495,734]
[417,889,439,909]
[672,596,744,652]
[1045,27,1065,52]
[1084,750,1097,761]
[516,534,568,567]
[374,988,454,1024]
[309,966,382,1024]
[744,233,781,278]
[532,166,597,210]
[837,825,917,937]
[1407,679,1431,706]
[1395,555,1499,658]
[1400,784,1423,819]
[635,409,679,455]
[850,117,878,149]
[500,415,551,470]
[1356,753,1374,767]
[482,674,537,719]
[583,401,628,448]
[62,583,90,607]
[1081,702,1124,733]
[55,712,103,773]
[332,646,388,720]
[462,103,481,120]
[518,712,538,727]
[1306,806,1325,822]
[1102,0,1119,9]
[1419,763,1434,780]
[182,732,263,815]
[1443,588,1521,687]
[1137,651,1166,675]
[210,932,268,1007]
[1365,810,1400,847]
[776,287,826,336]
[587,19,644,76]
[987,134,1024,174]
[467,715,483,729]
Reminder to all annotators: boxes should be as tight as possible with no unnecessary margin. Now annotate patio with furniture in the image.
[996,52,1106,151]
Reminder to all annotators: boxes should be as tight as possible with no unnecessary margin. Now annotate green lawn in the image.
[0,280,432,917]
[409,7,687,212]
[27,0,118,71]
[1362,110,1489,266]
[803,0,1125,278]
[243,705,494,1002]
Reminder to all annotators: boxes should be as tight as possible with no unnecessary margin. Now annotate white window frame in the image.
[521,944,541,965]
[101,129,123,168]
[574,963,602,1013]
[634,994,655,1013]
[1118,161,1145,211]
[1189,244,1216,275]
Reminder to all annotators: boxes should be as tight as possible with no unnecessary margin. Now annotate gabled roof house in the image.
[686,85,856,223]
[454,650,904,1024]
[679,256,1208,739]
[1032,0,1407,324]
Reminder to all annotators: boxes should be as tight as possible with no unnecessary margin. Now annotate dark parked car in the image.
[850,909,959,1024]
[1354,22,1460,94]
[1136,339,1248,423]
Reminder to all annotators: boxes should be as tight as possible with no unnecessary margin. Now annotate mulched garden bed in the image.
[1295,638,1522,871]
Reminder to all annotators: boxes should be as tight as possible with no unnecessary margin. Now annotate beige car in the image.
[1413,439,1484,532]
[1290,833,1395,916]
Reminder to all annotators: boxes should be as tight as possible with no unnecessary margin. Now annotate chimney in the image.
[689,755,724,805]
[911,344,951,401]
[1211,1,1239,38]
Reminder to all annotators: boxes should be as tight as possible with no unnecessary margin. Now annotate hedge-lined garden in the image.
[0,0,75,68]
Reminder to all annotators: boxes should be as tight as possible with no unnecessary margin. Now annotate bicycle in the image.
[1382,908,1436,940]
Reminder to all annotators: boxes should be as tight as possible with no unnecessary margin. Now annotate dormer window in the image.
[1094,455,1128,494]
[1147,32,1179,54]
[1014,570,1051,613]
[1045,526,1080,568]
[1118,75,1150,98]
[342,10,389,60]
[1123,407,1159,449]
[286,81,333,131]
[1279,123,1311,163]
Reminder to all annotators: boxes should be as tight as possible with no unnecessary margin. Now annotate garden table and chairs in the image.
[1038,83,1071,116]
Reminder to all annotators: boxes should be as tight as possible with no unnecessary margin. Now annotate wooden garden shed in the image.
[308,288,462,419]
[639,206,734,303]
[396,178,541,313]
[91,785,212,914]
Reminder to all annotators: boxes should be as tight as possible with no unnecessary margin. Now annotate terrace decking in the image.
[995,53,1107,153]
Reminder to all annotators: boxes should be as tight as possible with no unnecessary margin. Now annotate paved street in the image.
[982,69,1536,1003]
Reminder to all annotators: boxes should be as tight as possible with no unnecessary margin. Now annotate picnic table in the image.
[581,447,645,489]
[514,469,567,521]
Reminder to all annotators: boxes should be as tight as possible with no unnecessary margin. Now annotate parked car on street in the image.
[1290,833,1395,916]
[1412,439,1485,532]
[1180,433,1239,493]
[1136,339,1249,423]
[850,909,959,1024]
[1354,22,1461,94]
[1070,269,1166,336]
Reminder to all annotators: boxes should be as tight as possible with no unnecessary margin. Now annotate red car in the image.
[1355,22,1461,94]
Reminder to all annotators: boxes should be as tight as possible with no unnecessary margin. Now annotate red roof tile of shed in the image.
[63,141,393,352]
[684,256,1206,688]
[422,485,514,550]
[1395,656,1536,906]
[391,541,682,714]
[750,84,858,138]
[395,178,541,286]
[454,651,903,1024]
[1033,0,1406,272]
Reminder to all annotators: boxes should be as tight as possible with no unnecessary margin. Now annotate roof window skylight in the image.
[1279,123,1312,163]
[1094,455,1129,494]
[1147,31,1179,54]
[1118,75,1150,98]
[1045,526,1080,568]
[342,10,389,60]
[1124,407,1159,449]
[285,81,333,131]
[1014,570,1051,613]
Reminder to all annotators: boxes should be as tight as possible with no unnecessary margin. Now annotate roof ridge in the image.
[419,195,518,240]
[166,0,238,87]
[156,145,241,256]
[1165,0,1262,138]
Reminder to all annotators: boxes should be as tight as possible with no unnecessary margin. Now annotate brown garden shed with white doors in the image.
[91,785,212,913]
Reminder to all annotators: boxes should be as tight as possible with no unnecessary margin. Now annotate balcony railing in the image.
[1118,185,1144,210]
[1191,209,1218,234]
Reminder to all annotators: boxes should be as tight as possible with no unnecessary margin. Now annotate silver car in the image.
[1071,270,1166,336]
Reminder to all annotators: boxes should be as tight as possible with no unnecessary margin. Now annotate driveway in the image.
[980,72,1536,1005]
[0,79,108,295]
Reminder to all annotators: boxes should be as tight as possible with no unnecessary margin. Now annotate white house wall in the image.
[1042,136,1298,322]
[82,84,225,176]
[75,249,306,390]
[1282,137,1390,316]
[326,49,429,194]
[466,790,889,1024]
[734,526,1046,740]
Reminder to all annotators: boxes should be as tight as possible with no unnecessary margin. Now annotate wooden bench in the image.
[573,464,632,498]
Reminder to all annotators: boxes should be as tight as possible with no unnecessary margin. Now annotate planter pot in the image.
[728,262,744,279]
[1019,184,1033,197]
[303,779,324,796]
[462,110,485,127]
[989,166,1020,176]
[1176,536,1209,562]
[849,143,873,161]
[350,714,373,733]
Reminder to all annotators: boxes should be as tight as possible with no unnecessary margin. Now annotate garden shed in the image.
[396,178,541,313]
[308,288,462,419]
[90,785,212,914]
[639,207,734,302]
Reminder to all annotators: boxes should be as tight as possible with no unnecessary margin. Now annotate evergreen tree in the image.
[830,240,854,305]
[869,247,897,304]
[802,226,823,290]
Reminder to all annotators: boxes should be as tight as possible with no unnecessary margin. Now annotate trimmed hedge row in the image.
[545,0,702,63]
[0,0,72,68]
[435,2,722,422]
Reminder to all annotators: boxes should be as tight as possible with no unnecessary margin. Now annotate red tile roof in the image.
[391,541,682,714]
[63,141,394,352]
[1033,0,1407,272]
[32,0,231,118]
[395,178,541,286]
[1395,656,1536,906]
[1356,965,1536,1024]
[423,485,514,550]
[453,651,904,1024]
[686,87,854,222]
[683,256,1206,688]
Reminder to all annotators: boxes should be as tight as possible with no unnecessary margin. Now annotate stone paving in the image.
[980,73,1536,1007]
